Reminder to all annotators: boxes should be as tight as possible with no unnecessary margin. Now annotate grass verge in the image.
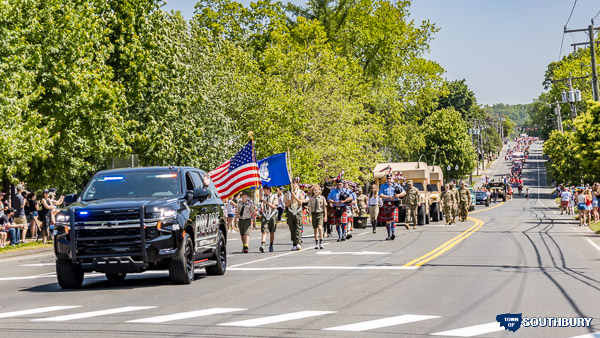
[590,221,600,234]
[0,241,52,254]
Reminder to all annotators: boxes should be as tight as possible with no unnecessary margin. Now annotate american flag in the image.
[209,141,261,200]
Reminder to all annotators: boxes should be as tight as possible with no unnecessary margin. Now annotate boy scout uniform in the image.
[261,193,278,233]
[405,181,420,229]
[309,194,327,229]
[284,189,306,246]
[236,201,255,235]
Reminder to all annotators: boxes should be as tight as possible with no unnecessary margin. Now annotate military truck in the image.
[486,181,507,202]
[372,162,432,225]
[428,166,444,222]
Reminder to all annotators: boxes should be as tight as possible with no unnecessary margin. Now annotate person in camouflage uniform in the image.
[404,180,420,229]
[441,184,456,225]
[458,182,471,222]
[449,182,459,224]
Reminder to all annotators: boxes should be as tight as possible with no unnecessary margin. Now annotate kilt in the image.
[330,207,348,225]
[378,203,398,223]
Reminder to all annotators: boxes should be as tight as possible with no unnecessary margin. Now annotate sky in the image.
[162,0,600,105]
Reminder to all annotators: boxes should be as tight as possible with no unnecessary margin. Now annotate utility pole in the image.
[590,20,599,101]
[551,73,585,119]
[565,20,600,101]
[555,103,563,133]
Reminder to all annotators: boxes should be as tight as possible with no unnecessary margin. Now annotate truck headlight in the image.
[56,213,70,223]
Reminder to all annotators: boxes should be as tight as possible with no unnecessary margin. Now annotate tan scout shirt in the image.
[284,189,306,215]
[309,195,327,214]
[261,193,278,220]
[236,201,255,220]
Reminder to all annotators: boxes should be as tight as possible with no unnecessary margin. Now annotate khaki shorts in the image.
[311,212,324,229]
[261,217,277,233]
[238,219,252,236]
[14,216,27,225]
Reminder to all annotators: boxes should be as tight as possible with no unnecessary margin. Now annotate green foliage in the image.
[543,130,581,185]
[421,108,476,180]
[485,103,530,126]
[0,0,489,193]
[437,79,483,121]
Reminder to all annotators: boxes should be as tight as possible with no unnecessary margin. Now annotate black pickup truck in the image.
[54,166,227,289]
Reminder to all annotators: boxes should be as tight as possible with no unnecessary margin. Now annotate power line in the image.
[565,0,578,27]
[559,0,578,60]
[593,8,600,20]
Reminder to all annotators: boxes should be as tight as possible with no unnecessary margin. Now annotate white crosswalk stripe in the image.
[323,314,440,332]
[0,306,81,319]
[32,306,156,322]
[430,322,504,337]
[127,308,247,323]
[218,310,336,327]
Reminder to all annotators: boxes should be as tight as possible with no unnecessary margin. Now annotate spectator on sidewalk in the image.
[39,190,53,244]
[12,185,27,242]
[560,187,571,215]
[592,183,600,224]
[576,189,587,226]
[26,192,40,240]
[584,189,593,226]
[1,208,21,245]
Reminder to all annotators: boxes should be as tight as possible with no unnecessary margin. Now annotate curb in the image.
[0,246,52,260]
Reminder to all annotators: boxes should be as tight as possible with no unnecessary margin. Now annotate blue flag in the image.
[257,152,291,187]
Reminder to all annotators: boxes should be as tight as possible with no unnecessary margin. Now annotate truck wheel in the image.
[206,229,227,276]
[502,196,506,202]
[425,213,430,224]
[431,204,439,222]
[56,259,84,289]
[417,207,425,225]
[169,232,194,284]
[106,273,126,282]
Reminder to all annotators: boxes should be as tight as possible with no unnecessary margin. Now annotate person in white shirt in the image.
[560,187,571,215]
[368,184,382,233]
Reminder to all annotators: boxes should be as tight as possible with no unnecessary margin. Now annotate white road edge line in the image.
[585,238,600,253]
[0,306,82,319]
[323,314,440,332]
[228,266,418,271]
[217,310,336,327]
[430,322,503,337]
[32,306,157,322]
[127,308,247,324]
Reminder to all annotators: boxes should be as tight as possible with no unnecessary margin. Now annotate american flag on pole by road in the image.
[209,141,261,200]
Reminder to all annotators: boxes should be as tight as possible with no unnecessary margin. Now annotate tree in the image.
[543,130,581,185]
[437,79,484,121]
[421,108,476,180]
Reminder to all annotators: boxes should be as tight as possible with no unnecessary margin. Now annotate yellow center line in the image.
[403,219,482,267]
[470,201,505,214]
[413,218,484,266]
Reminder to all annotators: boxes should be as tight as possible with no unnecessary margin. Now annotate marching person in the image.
[441,184,455,225]
[236,191,255,253]
[404,180,420,229]
[309,185,327,249]
[328,178,353,242]
[450,182,459,223]
[458,182,470,222]
[259,186,278,253]
[378,174,405,240]
[367,184,381,233]
[284,178,308,250]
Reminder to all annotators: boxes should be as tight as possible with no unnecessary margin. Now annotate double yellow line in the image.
[403,217,484,267]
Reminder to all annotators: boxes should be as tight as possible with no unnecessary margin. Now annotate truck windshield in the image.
[82,171,182,201]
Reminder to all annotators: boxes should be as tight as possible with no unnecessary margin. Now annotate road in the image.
[0,141,599,337]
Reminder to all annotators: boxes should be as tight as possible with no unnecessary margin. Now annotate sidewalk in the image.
[469,144,508,184]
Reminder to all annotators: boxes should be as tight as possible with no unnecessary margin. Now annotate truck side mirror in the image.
[193,188,211,201]
[64,194,78,206]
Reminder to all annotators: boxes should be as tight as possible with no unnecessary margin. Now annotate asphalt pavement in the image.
[0,141,599,337]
